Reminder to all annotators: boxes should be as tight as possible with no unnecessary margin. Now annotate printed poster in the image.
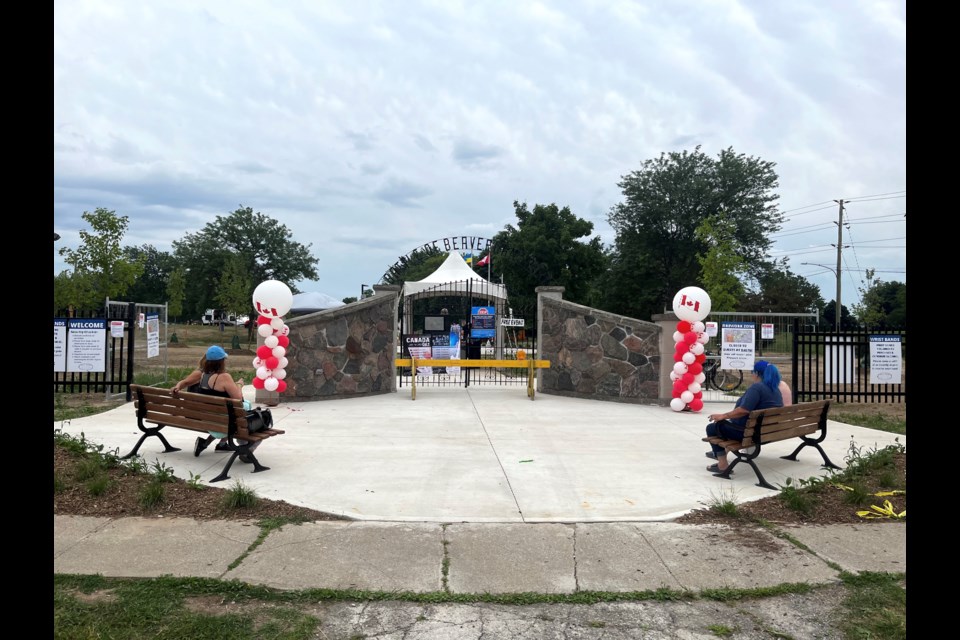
[869,335,903,384]
[471,306,496,339]
[146,313,160,358]
[429,333,451,374]
[54,319,67,372]
[447,324,462,375]
[66,318,107,373]
[719,322,755,372]
[404,335,433,376]
[761,323,774,340]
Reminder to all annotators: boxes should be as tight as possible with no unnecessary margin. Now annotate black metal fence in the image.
[792,319,906,403]
[399,278,536,388]
[54,302,137,399]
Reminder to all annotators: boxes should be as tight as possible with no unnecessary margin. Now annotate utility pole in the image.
[832,199,845,331]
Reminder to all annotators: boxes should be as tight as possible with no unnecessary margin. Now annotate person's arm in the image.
[220,375,245,401]
[708,406,749,422]
[171,370,202,394]
[709,385,760,422]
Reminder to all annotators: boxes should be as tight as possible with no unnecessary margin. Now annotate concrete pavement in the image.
[54,386,906,637]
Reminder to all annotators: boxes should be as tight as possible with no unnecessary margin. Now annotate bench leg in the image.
[121,428,181,459]
[780,438,843,470]
[739,457,778,490]
[208,445,270,482]
[209,451,239,483]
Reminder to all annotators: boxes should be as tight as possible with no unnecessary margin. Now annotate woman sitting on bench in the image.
[172,345,254,457]
[704,360,784,476]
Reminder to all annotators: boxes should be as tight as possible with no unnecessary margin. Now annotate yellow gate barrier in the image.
[395,358,551,400]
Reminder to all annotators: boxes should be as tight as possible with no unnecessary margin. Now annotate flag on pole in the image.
[463,252,473,265]
[477,254,490,267]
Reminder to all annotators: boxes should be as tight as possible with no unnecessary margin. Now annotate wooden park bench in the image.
[703,399,841,490]
[123,384,285,483]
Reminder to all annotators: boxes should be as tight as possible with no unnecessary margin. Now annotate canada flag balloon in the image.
[669,287,711,412]
[251,280,293,396]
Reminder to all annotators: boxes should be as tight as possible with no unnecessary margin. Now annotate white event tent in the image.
[401,251,508,301]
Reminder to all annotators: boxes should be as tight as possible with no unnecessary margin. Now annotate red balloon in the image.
[673,352,683,362]
[672,389,681,398]
[694,391,703,399]
[695,353,707,363]
[672,380,686,394]
[265,356,280,369]
[688,362,703,375]
[277,335,290,347]
[681,372,695,385]
[676,320,691,333]
[257,345,273,359]
[683,331,697,344]
[675,341,688,352]
[276,380,287,393]
[252,377,265,389]
[689,398,704,412]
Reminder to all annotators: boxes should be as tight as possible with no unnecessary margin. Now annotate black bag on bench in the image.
[245,408,273,434]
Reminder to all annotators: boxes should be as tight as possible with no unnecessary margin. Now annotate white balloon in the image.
[273,368,287,380]
[252,280,293,318]
[270,317,286,331]
[264,335,279,349]
[272,346,286,358]
[263,376,279,391]
[697,332,709,344]
[695,373,706,384]
[258,324,273,338]
[672,331,684,343]
[681,352,695,365]
[669,371,678,381]
[256,366,271,380]
[692,321,705,333]
[279,325,290,336]
[688,382,702,394]
[690,343,705,355]
[670,398,686,412]
[279,356,289,368]
[680,390,694,403]
[673,362,688,375]
[672,286,712,322]
[251,357,263,368]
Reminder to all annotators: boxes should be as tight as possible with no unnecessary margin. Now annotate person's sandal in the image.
[707,463,733,475]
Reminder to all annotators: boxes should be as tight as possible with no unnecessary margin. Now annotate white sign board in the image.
[110,320,125,338]
[66,318,107,373]
[500,317,525,327]
[720,322,755,371]
[146,313,161,358]
[869,335,903,384]
[54,319,67,372]
[704,322,718,337]
[761,323,774,340]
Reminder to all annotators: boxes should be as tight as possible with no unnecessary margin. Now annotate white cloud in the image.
[54,0,905,306]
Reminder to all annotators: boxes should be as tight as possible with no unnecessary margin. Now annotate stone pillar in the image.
[535,286,564,392]
[652,312,681,407]
[374,285,402,370]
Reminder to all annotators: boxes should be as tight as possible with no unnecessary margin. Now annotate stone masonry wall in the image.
[271,287,400,402]
[537,295,661,404]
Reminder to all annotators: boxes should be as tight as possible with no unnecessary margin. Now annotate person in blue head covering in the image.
[704,360,783,475]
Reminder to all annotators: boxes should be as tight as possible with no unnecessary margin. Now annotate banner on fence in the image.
[869,335,902,384]
[405,335,433,376]
[54,319,67,372]
[66,318,107,373]
[720,322,755,371]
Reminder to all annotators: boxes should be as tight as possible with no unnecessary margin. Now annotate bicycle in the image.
[702,353,744,392]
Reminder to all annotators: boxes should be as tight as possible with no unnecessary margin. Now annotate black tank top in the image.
[198,373,231,398]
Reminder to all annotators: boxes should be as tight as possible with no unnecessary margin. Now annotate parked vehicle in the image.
[201,309,249,326]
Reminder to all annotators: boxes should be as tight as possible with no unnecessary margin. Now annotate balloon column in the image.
[251,280,294,395]
[669,286,712,413]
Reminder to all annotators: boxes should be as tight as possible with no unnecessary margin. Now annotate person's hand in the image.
[237,378,245,387]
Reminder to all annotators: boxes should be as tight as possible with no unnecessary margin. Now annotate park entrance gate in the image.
[399,278,536,389]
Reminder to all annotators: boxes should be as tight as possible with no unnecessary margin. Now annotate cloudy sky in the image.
[53,1,905,311]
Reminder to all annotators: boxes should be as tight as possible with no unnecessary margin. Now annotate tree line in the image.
[53,147,905,329]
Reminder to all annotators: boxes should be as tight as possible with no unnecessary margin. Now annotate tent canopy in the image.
[290,291,345,313]
[401,251,508,301]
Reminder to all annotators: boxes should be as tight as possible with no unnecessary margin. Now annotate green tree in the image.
[695,215,745,312]
[172,205,319,318]
[123,244,177,303]
[853,275,906,329]
[739,260,824,313]
[57,208,145,309]
[606,146,782,320]
[166,267,187,322]
[381,245,447,285]
[490,201,606,317]
[216,254,254,332]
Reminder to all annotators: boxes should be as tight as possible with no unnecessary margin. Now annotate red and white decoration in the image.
[251,280,294,395]
[669,286,712,413]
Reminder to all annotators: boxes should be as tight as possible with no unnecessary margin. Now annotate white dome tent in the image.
[289,292,345,315]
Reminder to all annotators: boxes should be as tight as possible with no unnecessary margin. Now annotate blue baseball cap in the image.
[206,345,228,361]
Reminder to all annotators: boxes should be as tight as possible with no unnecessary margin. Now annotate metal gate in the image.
[54,300,169,402]
[399,279,536,388]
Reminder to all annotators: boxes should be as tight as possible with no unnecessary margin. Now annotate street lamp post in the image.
[360,284,368,301]
[802,262,841,330]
